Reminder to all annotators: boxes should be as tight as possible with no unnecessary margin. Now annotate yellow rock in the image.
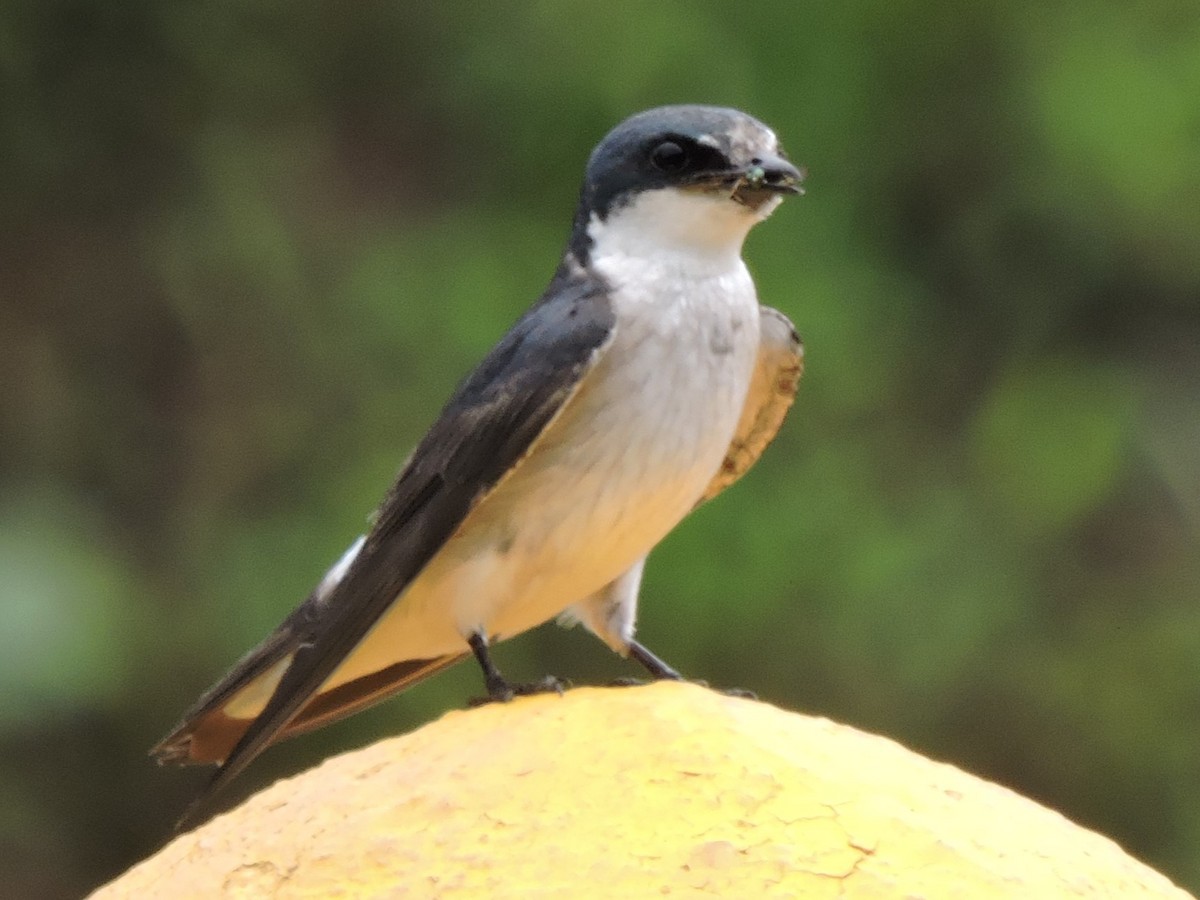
[95,682,1192,898]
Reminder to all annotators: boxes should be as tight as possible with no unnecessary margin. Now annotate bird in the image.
[152,104,805,816]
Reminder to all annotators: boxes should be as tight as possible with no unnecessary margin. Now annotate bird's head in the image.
[571,105,804,264]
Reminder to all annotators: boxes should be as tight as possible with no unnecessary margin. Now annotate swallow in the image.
[153,104,805,816]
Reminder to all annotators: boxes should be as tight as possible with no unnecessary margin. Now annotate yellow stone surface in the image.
[96,682,1192,898]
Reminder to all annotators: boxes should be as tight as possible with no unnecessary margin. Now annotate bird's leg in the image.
[628,640,683,681]
[467,632,568,706]
[608,639,685,687]
[468,632,513,701]
[620,639,755,699]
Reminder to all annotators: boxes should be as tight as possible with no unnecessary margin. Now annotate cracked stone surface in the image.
[94,682,1192,898]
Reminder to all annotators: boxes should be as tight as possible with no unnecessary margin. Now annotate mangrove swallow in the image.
[153,104,805,813]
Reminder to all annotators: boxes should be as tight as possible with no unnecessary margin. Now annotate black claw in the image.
[469,675,569,707]
[720,686,757,700]
[624,639,753,697]
[607,675,754,699]
[607,676,647,688]
[485,676,515,703]
[467,632,568,706]
[512,675,570,696]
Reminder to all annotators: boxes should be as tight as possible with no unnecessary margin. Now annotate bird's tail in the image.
[151,649,464,767]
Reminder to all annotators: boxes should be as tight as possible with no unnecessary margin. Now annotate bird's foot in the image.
[622,639,755,697]
[607,675,650,688]
[606,676,755,700]
[467,632,569,706]
[469,674,570,707]
[717,685,757,700]
[684,678,757,700]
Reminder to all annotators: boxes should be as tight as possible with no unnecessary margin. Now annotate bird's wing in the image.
[698,306,802,504]
[151,276,616,805]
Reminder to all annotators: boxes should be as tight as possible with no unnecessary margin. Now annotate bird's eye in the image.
[650,140,689,173]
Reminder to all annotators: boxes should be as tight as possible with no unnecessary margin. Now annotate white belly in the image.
[326,259,761,686]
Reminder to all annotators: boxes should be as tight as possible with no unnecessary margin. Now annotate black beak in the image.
[743,153,804,194]
[728,153,805,209]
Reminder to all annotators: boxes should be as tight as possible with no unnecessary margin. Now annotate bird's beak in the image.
[730,153,805,207]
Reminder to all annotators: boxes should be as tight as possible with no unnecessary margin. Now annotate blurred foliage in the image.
[2,1,1199,896]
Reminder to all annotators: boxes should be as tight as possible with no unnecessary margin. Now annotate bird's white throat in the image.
[586,186,780,275]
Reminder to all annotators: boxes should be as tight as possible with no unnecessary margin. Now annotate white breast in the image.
[452,191,764,638]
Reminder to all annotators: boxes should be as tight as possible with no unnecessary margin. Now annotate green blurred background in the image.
[3,1,1199,896]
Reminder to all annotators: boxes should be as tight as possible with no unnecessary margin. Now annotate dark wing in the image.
[698,306,802,504]
[152,275,615,808]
